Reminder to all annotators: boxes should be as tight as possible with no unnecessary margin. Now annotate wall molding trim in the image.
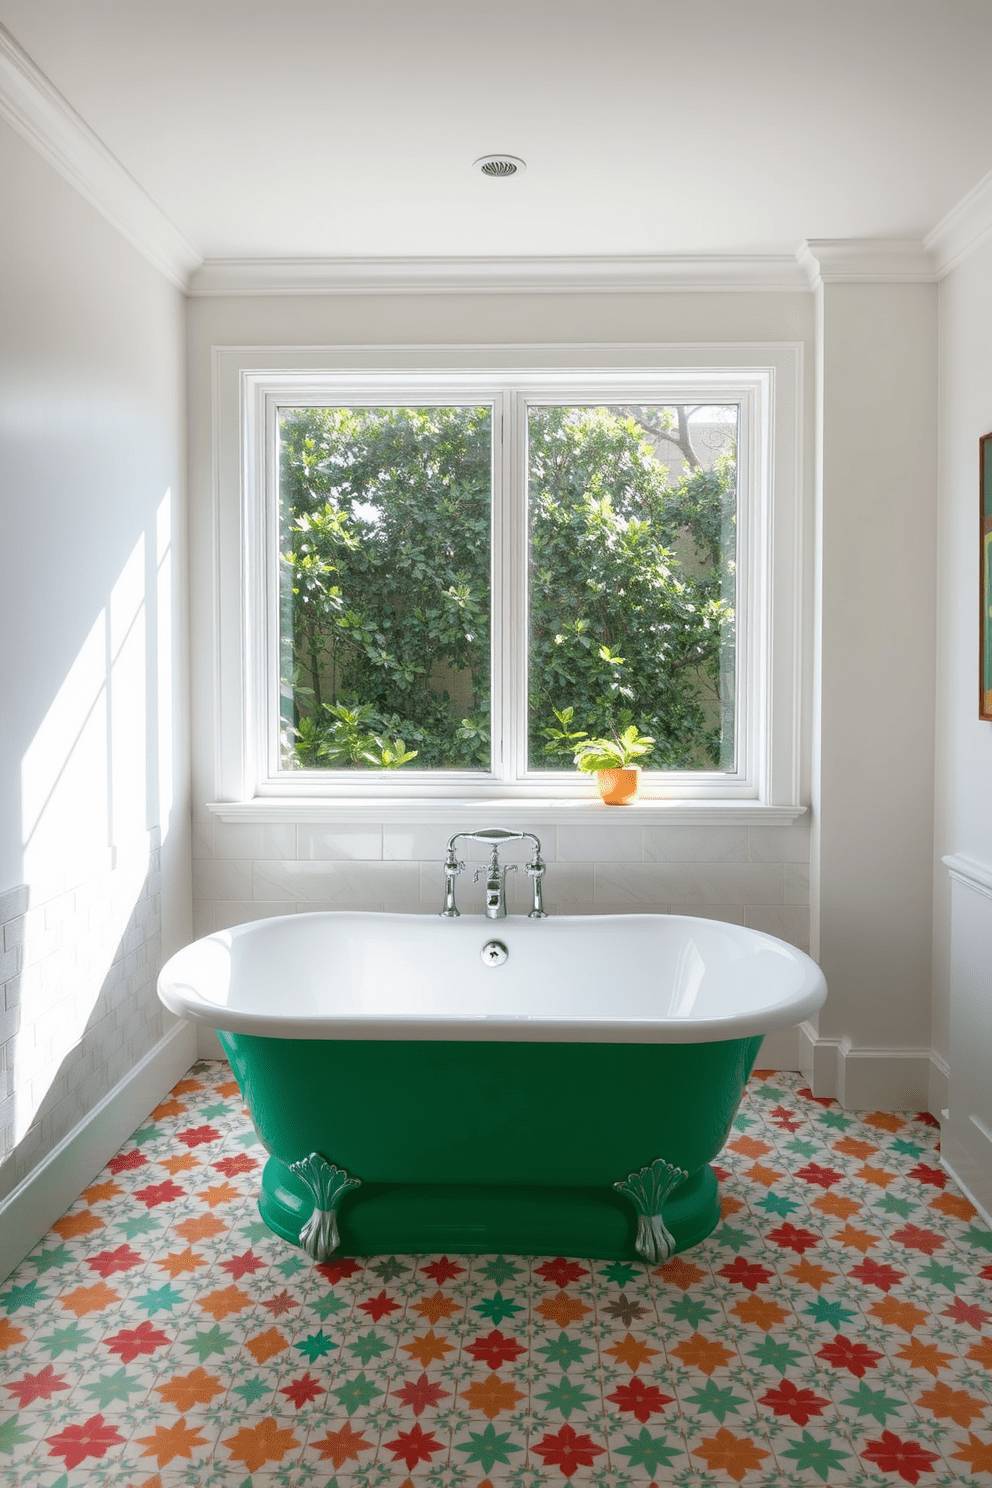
[943,851,992,901]
[925,166,992,279]
[797,1022,939,1114]
[797,239,936,289]
[0,1019,196,1284]
[0,21,200,290]
[188,254,811,298]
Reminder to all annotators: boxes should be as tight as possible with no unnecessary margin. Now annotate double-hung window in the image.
[215,348,804,812]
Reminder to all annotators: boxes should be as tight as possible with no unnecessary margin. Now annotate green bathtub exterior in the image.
[218,1031,763,1261]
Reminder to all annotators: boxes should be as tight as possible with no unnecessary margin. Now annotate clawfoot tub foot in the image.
[288,1153,362,1261]
[614,1157,690,1264]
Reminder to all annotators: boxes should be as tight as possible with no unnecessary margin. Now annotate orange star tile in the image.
[216,1080,241,1098]
[832,1137,879,1159]
[221,1417,300,1473]
[401,1330,455,1366]
[670,1332,735,1376]
[692,1427,770,1481]
[862,1111,906,1133]
[813,1192,861,1219]
[195,1182,242,1209]
[51,1210,104,1241]
[728,1136,773,1159]
[411,1290,461,1325]
[833,1223,879,1254]
[150,1099,188,1120]
[197,1285,252,1321]
[136,1417,210,1468]
[895,1338,955,1376]
[59,1282,120,1316]
[158,1154,200,1176]
[786,1258,838,1291]
[604,1333,661,1372]
[731,1296,789,1331]
[930,1190,976,1220]
[460,1373,526,1419]
[171,1079,204,1096]
[745,1162,784,1188]
[80,1181,123,1205]
[869,1297,928,1333]
[855,1164,896,1188]
[156,1248,205,1279]
[173,1215,226,1243]
[916,1381,988,1427]
[654,1255,706,1289]
[244,1328,289,1364]
[0,1319,26,1351]
[535,1291,591,1327]
[156,1368,224,1411]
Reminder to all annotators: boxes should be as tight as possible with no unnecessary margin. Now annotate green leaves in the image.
[572,724,656,772]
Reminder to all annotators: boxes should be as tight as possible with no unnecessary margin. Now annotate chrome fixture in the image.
[439,828,547,920]
[472,154,526,178]
[481,940,508,966]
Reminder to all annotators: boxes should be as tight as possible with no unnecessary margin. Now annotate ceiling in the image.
[2,0,992,263]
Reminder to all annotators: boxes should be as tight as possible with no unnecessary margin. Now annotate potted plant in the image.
[573,725,655,805]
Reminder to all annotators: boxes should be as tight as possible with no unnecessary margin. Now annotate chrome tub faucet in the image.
[439,828,547,919]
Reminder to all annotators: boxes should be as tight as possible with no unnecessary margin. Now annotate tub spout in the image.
[475,847,517,919]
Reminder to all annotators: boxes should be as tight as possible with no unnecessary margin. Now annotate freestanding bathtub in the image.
[157,911,826,1263]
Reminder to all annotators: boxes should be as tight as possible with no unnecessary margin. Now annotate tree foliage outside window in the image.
[277,401,737,774]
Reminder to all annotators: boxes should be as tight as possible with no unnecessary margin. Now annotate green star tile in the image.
[916,1259,968,1291]
[534,1332,594,1370]
[839,1380,907,1424]
[309,1291,349,1321]
[879,1194,917,1219]
[295,1330,339,1362]
[200,1101,231,1119]
[232,1375,271,1404]
[29,1246,74,1275]
[473,1289,524,1324]
[600,1260,638,1286]
[81,1365,146,1408]
[778,1428,853,1482]
[755,1085,785,1101]
[0,1278,48,1313]
[746,1336,808,1372]
[238,1220,272,1245]
[816,1110,854,1131]
[369,1257,409,1281]
[0,1416,32,1455]
[332,1370,384,1415]
[784,1138,819,1159]
[276,1255,306,1278]
[135,1283,184,1315]
[130,1124,161,1145]
[803,1296,857,1328]
[961,1225,992,1252]
[889,1139,925,1158]
[114,1213,162,1240]
[732,1113,754,1131]
[682,1378,749,1423]
[480,1256,522,1285]
[757,1191,800,1217]
[713,1223,751,1252]
[454,1421,523,1473]
[187,1324,236,1361]
[347,1328,390,1364]
[36,1321,93,1358]
[613,1426,684,1474]
[666,1295,718,1328]
[534,1375,598,1419]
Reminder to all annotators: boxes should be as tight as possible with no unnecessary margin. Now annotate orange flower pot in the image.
[597,766,640,805]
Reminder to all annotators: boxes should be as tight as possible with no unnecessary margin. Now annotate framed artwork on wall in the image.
[982,432,992,720]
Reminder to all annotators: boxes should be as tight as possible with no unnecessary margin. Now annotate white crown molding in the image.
[0,22,200,290]
[943,851,992,900]
[925,167,992,278]
[188,253,810,297]
[798,238,936,289]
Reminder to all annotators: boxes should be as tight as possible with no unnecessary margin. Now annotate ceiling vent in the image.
[473,154,526,178]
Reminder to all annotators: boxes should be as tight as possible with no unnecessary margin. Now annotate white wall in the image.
[933,235,992,1216]
[0,118,191,1205]
[808,281,938,1111]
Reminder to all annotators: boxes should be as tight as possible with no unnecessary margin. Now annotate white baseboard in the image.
[941,1124,992,1231]
[0,1019,197,1284]
[796,1021,939,1111]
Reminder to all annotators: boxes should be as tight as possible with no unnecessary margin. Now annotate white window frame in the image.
[210,344,806,823]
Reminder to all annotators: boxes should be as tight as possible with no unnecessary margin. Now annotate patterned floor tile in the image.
[1,1064,991,1485]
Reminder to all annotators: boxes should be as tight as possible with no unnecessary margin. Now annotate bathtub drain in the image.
[481,940,508,966]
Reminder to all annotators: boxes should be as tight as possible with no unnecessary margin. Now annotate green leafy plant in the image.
[572,724,655,773]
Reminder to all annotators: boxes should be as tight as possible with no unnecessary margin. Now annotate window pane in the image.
[278,407,492,771]
[527,405,738,771]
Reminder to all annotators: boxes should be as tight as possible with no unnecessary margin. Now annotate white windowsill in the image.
[207,798,808,827]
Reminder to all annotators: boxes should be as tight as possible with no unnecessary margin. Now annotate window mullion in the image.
[493,391,528,783]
